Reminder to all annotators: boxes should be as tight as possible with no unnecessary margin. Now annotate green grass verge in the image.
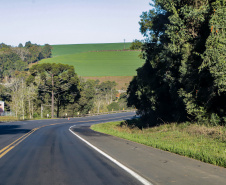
[51,43,132,57]
[41,51,144,76]
[91,121,226,168]
[0,116,19,122]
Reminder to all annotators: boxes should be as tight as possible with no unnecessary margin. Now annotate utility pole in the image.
[41,104,43,118]
[51,74,54,118]
[124,39,125,50]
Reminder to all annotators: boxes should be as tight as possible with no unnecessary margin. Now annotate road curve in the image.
[0,112,143,185]
[0,112,225,185]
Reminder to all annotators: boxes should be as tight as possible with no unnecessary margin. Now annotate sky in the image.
[0,0,152,46]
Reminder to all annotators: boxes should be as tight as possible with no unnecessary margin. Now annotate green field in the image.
[51,43,132,57]
[41,50,144,77]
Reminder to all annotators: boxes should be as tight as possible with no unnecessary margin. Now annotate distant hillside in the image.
[51,43,132,57]
[41,50,144,76]
[40,42,144,89]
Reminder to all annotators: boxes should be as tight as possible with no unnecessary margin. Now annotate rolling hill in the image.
[51,43,133,57]
[41,50,143,76]
[40,43,144,89]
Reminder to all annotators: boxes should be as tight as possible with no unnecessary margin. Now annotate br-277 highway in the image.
[0,112,225,185]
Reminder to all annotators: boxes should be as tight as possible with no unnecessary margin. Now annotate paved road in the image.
[0,112,143,185]
[72,126,226,185]
[0,112,225,185]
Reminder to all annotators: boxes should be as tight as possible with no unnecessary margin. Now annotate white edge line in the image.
[69,125,153,185]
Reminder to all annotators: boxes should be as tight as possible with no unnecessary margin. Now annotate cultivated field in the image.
[41,51,143,76]
[51,43,133,57]
[40,43,144,89]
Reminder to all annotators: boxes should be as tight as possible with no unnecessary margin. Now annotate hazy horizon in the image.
[1,0,152,46]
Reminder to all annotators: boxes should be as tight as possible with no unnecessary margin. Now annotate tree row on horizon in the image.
[0,41,52,81]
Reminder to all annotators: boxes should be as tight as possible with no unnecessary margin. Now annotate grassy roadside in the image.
[0,116,57,123]
[0,116,20,122]
[91,121,226,168]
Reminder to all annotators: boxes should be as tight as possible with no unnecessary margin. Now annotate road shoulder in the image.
[71,125,226,185]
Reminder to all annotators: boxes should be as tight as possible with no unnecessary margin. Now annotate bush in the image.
[107,102,120,111]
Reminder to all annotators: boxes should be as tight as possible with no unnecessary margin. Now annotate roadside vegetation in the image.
[0,116,19,122]
[91,120,226,168]
[127,0,226,126]
[0,66,131,120]
[82,76,133,90]
[0,42,137,120]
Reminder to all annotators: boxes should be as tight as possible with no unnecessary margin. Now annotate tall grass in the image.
[91,121,226,168]
[0,116,19,122]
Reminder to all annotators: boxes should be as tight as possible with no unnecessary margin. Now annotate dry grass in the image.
[0,116,19,122]
[83,76,133,90]
[184,124,226,142]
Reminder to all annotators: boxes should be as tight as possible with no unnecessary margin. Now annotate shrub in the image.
[107,102,120,111]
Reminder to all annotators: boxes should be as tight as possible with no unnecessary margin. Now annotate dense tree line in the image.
[0,40,128,118]
[0,42,52,80]
[127,0,225,126]
[73,79,127,116]
[0,62,127,119]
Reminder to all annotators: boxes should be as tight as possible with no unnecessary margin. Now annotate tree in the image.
[23,41,52,63]
[128,0,225,126]
[107,102,120,111]
[41,44,52,59]
[128,1,184,125]
[116,92,128,110]
[27,45,42,63]
[9,74,27,119]
[18,43,23,48]
[75,79,96,114]
[26,83,37,119]
[98,81,117,104]
[12,47,29,62]
[0,42,52,81]
[27,63,80,118]
[0,46,27,79]
[0,84,10,111]
[25,41,32,48]
[130,39,143,50]
[199,1,226,124]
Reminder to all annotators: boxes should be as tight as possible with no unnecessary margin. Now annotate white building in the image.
[0,101,4,115]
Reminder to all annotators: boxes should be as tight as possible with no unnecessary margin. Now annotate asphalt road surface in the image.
[0,112,225,185]
[0,112,144,185]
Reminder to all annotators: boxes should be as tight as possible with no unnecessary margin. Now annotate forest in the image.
[0,42,52,80]
[127,0,225,126]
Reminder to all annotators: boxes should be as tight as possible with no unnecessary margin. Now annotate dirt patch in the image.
[82,76,133,90]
